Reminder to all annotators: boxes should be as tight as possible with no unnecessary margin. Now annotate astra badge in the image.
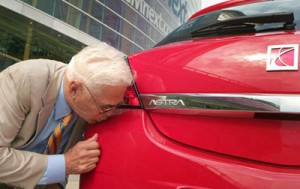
[149,99,185,106]
[267,44,299,71]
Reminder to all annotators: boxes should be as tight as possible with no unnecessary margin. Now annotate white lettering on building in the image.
[123,0,171,36]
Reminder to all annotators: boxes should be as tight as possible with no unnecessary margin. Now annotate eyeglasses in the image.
[82,83,123,114]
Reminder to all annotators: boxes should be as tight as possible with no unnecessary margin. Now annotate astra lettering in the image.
[149,99,185,106]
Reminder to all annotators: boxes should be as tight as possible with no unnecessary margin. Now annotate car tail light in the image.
[123,58,143,109]
[122,83,143,108]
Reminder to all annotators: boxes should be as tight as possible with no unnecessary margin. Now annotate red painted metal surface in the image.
[129,32,300,94]
[80,0,300,188]
[126,32,300,167]
[80,110,300,189]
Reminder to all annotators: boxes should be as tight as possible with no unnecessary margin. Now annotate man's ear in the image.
[69,80,81,98]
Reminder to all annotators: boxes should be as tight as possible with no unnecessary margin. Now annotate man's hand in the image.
[64,133,100,175]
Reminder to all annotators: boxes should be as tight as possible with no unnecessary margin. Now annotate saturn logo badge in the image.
[267,44,299,71]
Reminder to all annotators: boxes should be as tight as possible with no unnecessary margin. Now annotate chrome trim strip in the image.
[140,94,300,113]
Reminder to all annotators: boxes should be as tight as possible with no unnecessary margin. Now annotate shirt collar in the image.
[54,78,72,120]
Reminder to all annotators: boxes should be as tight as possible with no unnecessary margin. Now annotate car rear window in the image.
[156,0,300,46]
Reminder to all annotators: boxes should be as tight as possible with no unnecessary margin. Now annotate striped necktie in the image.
[45,113,73,154]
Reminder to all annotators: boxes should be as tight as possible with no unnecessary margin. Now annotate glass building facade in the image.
[0,0,201,70]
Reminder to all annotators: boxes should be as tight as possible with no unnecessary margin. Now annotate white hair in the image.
[66,43,133,93]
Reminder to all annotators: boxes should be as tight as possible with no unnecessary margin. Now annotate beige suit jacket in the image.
[0,59,87,188]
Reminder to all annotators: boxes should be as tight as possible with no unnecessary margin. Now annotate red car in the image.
[80,0,300,188]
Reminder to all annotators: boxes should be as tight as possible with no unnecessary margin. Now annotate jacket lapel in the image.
[36,68,66,135]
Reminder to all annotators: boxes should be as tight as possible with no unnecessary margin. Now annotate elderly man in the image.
[0,43,133,188]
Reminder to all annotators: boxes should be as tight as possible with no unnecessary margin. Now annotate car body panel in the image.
[126,32,300,166]
[80,0,300,188]
[129,32,300,94]
[81,110,300,189]
[149,111,300,166]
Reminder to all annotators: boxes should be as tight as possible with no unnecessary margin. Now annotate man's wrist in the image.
[39,155,66,185]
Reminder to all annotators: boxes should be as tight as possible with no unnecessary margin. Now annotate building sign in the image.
[166,0,188,23]
[123,0,171,35]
